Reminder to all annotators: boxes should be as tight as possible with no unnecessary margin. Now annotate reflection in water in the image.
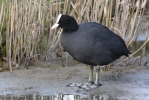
[0,94,105,100]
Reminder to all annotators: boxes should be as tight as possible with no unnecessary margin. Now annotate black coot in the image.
[51,14,131,86]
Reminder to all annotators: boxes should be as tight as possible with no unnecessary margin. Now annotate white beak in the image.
[51,14,62,30]
[51,23,59,30]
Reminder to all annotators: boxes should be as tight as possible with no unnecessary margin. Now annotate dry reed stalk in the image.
[0,3,4,46]
[0,0,148,71]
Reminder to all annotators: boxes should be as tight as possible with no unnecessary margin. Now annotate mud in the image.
[0,58,149,100]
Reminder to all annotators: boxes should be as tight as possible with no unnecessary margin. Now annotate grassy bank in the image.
[0,0,148,71]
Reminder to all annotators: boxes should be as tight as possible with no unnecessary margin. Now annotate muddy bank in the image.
[0,58,149,99]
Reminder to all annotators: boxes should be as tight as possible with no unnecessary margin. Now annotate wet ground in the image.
[0,57,149,100]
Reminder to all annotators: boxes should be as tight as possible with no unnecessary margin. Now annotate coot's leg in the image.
[89,65,94,84]
[95,65,101,86]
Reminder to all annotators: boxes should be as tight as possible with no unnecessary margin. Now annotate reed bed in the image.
[0,0,148,71]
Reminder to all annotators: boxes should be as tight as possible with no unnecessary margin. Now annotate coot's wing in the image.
[88,23,130,59]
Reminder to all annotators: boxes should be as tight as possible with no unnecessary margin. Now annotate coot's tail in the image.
[124,48,131,57]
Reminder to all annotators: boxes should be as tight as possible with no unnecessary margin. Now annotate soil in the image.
[0,57,149,100]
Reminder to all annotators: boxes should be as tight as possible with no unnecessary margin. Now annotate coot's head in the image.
[51,14,79,32]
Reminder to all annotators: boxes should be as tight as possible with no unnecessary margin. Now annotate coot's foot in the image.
[66,82,101,92]
[89,81,95,84]
[66,83,83,87]
[95,83,102,87]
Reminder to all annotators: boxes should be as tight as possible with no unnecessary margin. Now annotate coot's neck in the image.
[63,20,79,32]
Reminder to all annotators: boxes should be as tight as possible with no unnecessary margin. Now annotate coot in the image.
[51,14,131,86]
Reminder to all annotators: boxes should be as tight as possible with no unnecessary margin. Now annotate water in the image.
[125,32,149,56]
[0,94,105,100]
[134,33,149,41]
[129,41,149,56]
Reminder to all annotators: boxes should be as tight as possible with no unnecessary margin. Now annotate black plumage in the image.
[51,14,131,86]
[60,21,131,66]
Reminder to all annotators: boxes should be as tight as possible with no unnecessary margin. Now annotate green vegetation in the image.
[0,0,148,71]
